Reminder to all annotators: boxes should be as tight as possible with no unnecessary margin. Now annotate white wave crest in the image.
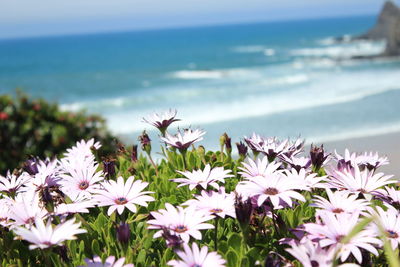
[291,40,385,59]
[264,49,275,56]
[169,68,258,80]
[170,70,225,79]
[231,45,266,53]
[317,35,352,46]
[266,74,309,85]
[102,68,400,135]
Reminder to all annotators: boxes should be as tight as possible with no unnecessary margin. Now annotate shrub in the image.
[0,110,398,266]
[0,91,118,174]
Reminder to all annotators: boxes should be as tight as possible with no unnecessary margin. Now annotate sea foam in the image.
[291,40,385,59]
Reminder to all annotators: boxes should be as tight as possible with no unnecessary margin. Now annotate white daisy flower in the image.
[148,203,214,243]
[182,188,236,218]
[95,176,154,216]
[172,164,233,191]
[168,243,226,267]
[13,217,86,250]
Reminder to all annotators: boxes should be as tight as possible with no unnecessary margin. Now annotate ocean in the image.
[1,15,400,150]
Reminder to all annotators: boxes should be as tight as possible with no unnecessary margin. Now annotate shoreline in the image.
[320,131,400,176]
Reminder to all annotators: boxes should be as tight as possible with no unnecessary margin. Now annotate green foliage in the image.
[0,129,398,266]
[0,91,118,174]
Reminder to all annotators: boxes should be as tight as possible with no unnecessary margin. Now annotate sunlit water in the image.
[1,15,400,149]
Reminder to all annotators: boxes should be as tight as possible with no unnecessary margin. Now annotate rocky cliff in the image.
[359,1,400,56]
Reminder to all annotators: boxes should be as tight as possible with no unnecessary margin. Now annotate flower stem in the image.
[146,151,159,176]
[214,217,219,251]
[180,150,187,170]
[270,209,279,236]
[41,249,52,266]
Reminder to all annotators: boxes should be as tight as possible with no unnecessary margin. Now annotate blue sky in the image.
[0,0,396,39]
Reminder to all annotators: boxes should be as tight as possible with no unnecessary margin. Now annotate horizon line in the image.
[0,12,377,42]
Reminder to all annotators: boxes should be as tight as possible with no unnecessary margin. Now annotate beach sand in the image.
[320,131,400,176]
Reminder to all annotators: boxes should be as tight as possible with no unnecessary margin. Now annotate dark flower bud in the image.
[41,187,53,204]
[23,157,39,175]
[264,252,286,267]
[236,142,248,158]
[131,144,138,162]
[234,194,253,231]
[116,222,130,244]
[219,133,227,152]
[310,144,329,170]
[162,227,183,249]
[40,186,54,212]
[337,159,353,172]
[56,245,69,262]
[138,131,152,154]
[102,158,116,179]
[222,133,232,154]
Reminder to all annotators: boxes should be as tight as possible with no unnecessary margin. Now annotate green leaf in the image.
[226,250,238,267]
[136,249,146,264]
[218,240,229,254]
[246,247,260,260]
[69,240,77,254]
[228,233,242,253]
[241,256,250,267]
[95,213,108,231]
[79,240,85,253]
[91,239,101,255]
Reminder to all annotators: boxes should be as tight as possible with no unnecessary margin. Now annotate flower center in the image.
[336,234,345,242]
[209,208,223,213]
[78,180,89,190]
[311,261,319,267]
[332,208,344,214]
[387,230,399,239]
[115,197,128,205]
[25,217,35,225]
[42,241,53,246]
[174,225,188,233]
[357,188,367,194]
[264,187,278,195]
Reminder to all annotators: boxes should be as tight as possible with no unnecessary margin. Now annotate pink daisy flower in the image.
[26,159,61,190]
[7,191,48,227]
[95,176,154,216]
[236,172,307,208]
[182,188,236,218]
[327,164,396,196]
[286,238,335,267]
[81,255,134,267]
[312,188,369,214]
[161,129,205,151]
[148,203,214,243]
[168,243,226,267]
[374,186,400,209]
[284,168,326,190]
[172,164,233,190]
[142,109,179,134]
[64,139,101,163]
[279,155,311,172]
[238,156,281,179]
[368,206,400,250]
[54,197,97,215]
[60,160,104,200]
[303,211,380,264]
[13,218,86,250]
[0,171,30,195]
